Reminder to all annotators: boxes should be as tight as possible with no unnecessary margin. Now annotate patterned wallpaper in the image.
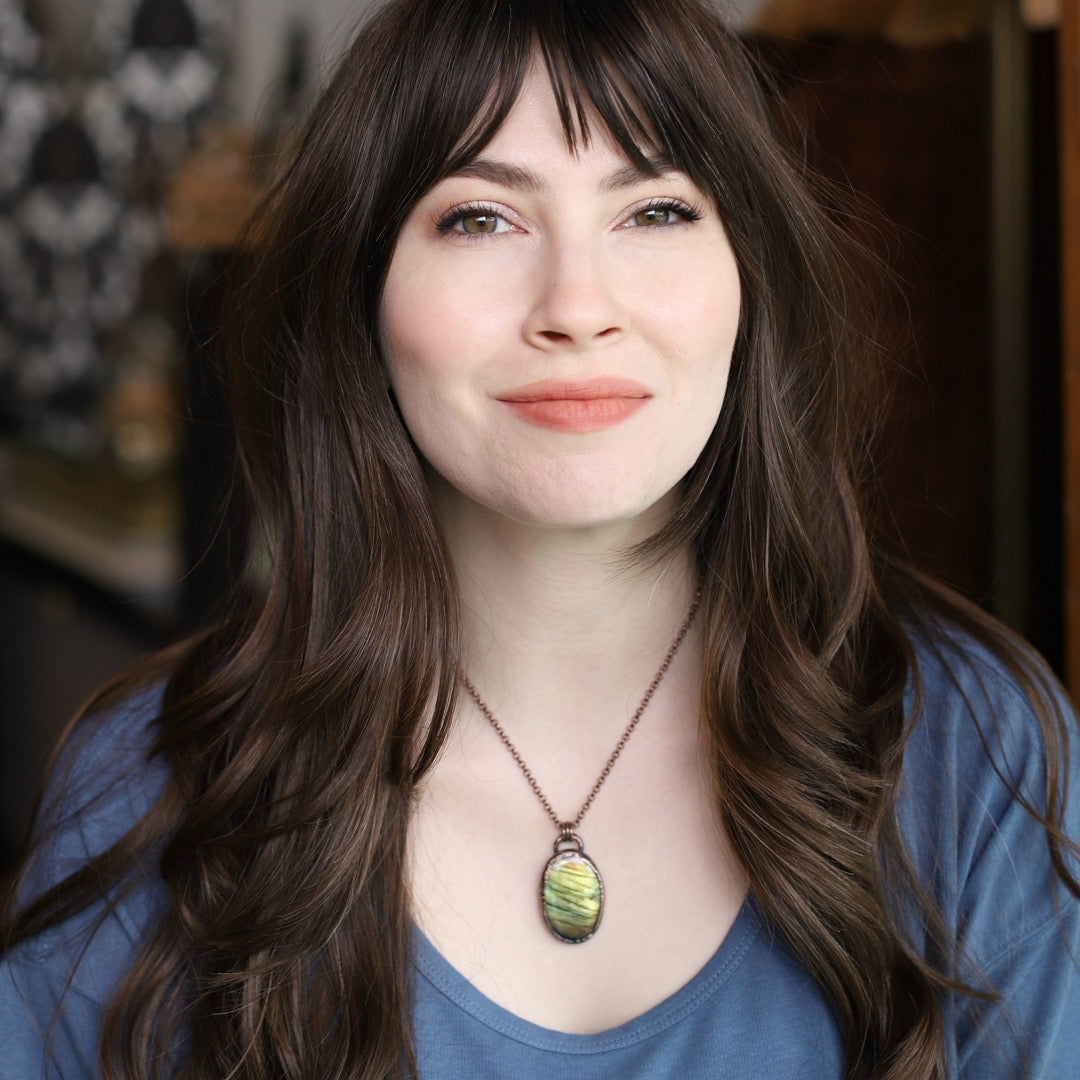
[0,0,232,455]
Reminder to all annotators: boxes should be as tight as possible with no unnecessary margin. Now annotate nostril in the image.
[535,326,622,345]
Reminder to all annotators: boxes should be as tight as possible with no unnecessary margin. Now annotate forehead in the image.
[474,69,621,166]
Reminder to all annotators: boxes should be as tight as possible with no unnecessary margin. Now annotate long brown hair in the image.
[4,1,1077,1077]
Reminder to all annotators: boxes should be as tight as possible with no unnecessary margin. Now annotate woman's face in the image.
[379,66,741,536]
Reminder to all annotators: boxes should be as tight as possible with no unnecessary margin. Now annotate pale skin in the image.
[380,66,748,1034]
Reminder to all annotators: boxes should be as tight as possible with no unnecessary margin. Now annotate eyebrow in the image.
[447,154,681,193]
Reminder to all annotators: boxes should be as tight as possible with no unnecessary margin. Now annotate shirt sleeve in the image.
[0,687,169,1078]
[898,635,1080,1078]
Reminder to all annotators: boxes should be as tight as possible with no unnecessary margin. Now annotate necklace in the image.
[460,590,701,944]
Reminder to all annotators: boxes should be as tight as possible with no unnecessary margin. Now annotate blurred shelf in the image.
[0,443,181,610]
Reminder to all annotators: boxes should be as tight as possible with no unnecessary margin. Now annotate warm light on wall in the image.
[1021,0,1060,28]
[748,0,1005,41]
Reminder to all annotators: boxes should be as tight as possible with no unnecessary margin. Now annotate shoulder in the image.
[895,616,1080,913]
[0,684,171,1074]
[897,617,1078,875]
[895,620,1080,1075]
[22,681,170,903]
[899,619,1072,810]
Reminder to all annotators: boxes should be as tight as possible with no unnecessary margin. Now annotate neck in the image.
[436,485,700,745]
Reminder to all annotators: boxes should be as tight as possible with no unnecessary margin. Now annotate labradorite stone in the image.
[542,851,603,942]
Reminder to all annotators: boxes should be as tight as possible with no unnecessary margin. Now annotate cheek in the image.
[641,229,741,346]
[380,262,508,404]
[700,255,741,395]
[379,274,486,487]
[379,260,453,423]
[380,342,463,470]
[666,259,740,406]
[665,273,740,470]
[380,259,432,384]
[379,304,440,462]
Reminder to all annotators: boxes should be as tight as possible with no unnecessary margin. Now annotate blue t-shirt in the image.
[3,630,1079,1077]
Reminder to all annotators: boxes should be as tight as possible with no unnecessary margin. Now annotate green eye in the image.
[436,205,512,236]
[460,213,501,234]
[632,206,678,227]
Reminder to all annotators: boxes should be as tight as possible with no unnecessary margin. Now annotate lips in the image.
[496,378,651,432]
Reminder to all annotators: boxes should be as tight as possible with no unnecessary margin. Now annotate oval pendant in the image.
[541,831,603,943]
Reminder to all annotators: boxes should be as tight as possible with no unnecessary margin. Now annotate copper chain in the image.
[460,588,702,832]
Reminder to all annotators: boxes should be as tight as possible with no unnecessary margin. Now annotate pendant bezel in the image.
[540,829,604,944]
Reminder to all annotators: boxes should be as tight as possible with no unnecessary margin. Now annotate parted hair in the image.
[3,0,1078,1077]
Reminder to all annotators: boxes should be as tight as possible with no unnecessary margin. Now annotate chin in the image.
[495,486,682,536]
[428,460,687,538]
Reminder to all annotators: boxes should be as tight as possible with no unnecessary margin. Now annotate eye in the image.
[436,204,514,237]
[625,199,703,228]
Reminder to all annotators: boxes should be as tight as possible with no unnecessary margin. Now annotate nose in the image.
[523,238,629,350]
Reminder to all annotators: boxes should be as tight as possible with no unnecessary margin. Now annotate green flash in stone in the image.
[542,851,603,942]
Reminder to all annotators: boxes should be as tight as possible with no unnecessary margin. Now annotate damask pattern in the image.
[0,0,232,448]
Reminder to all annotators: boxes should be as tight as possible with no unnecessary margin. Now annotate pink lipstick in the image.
[497,378,651,433]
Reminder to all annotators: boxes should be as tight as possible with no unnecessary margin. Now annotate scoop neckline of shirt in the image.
[411,896,761,1054]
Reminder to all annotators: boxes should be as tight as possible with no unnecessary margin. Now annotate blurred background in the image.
[0,0,1074,866]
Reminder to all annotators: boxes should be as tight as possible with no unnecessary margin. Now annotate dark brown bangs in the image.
[525,0,760,206]
[382,1,652,195]
[531,3,689,175]
[397,0,759,209]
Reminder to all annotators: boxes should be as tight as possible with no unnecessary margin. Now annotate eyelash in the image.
[433,197,705,237]
[629,198,704,227]
[434,202,508,237]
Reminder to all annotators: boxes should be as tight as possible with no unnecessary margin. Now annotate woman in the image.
[2,0,1078,1076]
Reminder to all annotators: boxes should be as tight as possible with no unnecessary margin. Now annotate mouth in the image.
[496,378,651,433]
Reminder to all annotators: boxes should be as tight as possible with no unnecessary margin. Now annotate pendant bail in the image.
[555,822,581,853]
